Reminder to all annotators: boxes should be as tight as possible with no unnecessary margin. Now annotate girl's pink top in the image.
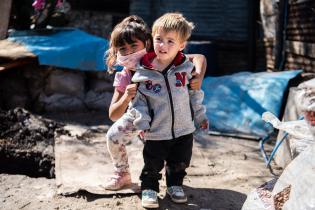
[113,69,132,93]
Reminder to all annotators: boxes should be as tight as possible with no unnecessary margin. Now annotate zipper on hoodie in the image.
[147,68,176,139]
[142,63,179,140]
[163,71,175,139]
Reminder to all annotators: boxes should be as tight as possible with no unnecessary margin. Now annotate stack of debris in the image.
[0,108,63,178]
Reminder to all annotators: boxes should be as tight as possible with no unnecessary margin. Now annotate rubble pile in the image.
[0,108,64,178]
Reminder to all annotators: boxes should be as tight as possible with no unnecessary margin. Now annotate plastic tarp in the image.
[201,70,302,138]
[8,28,108,71]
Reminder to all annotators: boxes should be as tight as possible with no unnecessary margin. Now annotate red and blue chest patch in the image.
[145,80,162,93]
[175,72,187,87]
[144,72,187,93]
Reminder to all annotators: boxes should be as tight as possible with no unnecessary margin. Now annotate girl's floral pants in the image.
[106,115,139,173]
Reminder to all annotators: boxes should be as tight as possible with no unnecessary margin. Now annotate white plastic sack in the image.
[262,112,312,140]
[274,87,300,168]
[262,112,314,156]
[295,78,315,139]
[272,144,315,210]
[242,179,277,210]
[295,78,315,112]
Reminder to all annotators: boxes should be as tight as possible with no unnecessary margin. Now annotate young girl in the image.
[104,15,207,190]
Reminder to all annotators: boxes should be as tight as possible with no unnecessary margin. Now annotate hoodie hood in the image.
[140,51,186,69]
[132,51,190,83]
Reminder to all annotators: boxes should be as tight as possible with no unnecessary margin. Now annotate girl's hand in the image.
[138,130,145,139]
[190,71,202,90]
[124,83,137,101]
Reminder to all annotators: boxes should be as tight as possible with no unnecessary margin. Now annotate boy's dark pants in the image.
[140,133,193,192]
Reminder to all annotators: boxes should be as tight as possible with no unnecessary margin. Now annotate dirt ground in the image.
[0,116,281,210]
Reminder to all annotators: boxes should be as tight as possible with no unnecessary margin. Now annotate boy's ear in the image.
[179,41,187,51]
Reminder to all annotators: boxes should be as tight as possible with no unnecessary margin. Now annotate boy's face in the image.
[153,30,186,63]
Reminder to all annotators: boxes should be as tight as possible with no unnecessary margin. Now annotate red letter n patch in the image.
[175,72,187,87]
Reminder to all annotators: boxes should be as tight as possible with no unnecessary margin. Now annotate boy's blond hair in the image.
[152,13,194,43]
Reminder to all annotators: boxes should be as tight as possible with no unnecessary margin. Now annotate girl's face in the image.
[117,39,146,56]
[115,39,147,70]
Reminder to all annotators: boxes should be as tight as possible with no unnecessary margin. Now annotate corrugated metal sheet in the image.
[130,0,155,26]
[130,0,249,41]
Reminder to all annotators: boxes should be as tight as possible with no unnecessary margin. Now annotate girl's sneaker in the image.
[141,189,159,208]
[167,186,187,203]
[104,171,131,190]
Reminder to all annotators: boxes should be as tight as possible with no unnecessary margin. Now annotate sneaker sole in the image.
[141,201,159,209]
[104,181,132,191]
[167,192,187,203]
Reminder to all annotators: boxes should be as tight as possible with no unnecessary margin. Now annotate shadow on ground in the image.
[68,185,246,210]
[159,185,246,210]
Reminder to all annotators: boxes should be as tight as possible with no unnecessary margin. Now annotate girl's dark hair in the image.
[106,15,152,73]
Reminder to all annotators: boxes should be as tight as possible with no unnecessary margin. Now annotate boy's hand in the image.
[124,84,137,101]
[199,119,209,130]
[190,71,202,90]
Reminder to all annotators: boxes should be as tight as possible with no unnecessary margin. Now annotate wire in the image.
[260,115,304,167]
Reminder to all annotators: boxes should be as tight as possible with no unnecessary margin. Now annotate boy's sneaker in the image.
[167,186,187,203]
[104,171,131,190]
[141,189,159,208]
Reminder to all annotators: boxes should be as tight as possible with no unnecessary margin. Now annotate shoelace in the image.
[143,190,157,199]
[170,186,184,194]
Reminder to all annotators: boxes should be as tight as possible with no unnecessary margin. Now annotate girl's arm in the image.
[109,83,137,121]
[186,54,207,90]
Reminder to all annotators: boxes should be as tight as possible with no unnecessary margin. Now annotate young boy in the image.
[125,13,208,208]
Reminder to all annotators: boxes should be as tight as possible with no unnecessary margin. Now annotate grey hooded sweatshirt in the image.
[125,52,207,141]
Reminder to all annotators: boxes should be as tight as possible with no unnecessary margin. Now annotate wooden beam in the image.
[289,0,311,3]
[274,0,289,71]
[0,39,36,60]
[0,57,37,71]
[285,40,315,59]
[0,0,12,40]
